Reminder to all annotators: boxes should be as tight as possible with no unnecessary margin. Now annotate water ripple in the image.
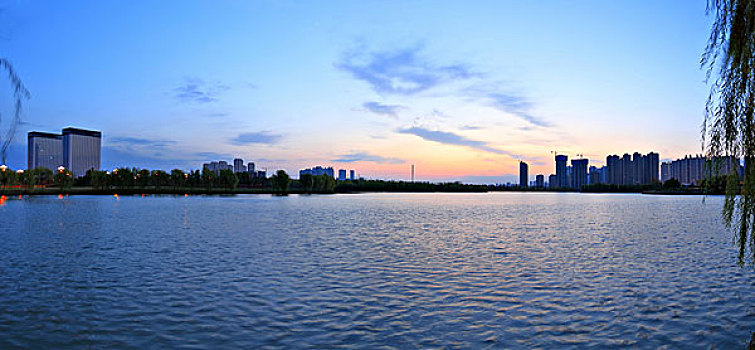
[0,193,753,348]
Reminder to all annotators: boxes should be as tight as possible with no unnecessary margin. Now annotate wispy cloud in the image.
[174,78,229,103]
[460,125,482,130]
[363,101,403,117]
[333,152,405,164]
[336,45,473,95]
[108,136,176,149]
[231,131,282,145]
[397,126,515,156]
[487,93,551,127]
[192,151,233,160]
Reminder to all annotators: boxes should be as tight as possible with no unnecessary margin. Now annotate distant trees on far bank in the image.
[79,167,245,191]
[5,165,726,195]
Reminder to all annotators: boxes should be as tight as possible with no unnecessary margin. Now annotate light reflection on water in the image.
[0,192,753,348]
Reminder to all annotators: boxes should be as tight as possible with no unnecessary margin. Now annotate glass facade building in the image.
[62,128,102,178]
[28,127,101,177]
[28,132,63,171]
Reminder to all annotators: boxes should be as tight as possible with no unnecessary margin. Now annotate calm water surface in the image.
[0,193,753,348]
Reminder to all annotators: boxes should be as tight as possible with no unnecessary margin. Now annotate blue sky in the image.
[0,0,712,183]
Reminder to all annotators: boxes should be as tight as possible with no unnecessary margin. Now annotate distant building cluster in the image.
[28,127,101,177]
[337,169,356,181]
[660,155,741,185]
[520,151,660,189]
[299,166,334,178]
[596,152,659,186]
[519,150,747,189]
[203,158,266,178]
[299,166,357,180]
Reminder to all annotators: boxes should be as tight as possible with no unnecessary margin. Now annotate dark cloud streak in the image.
[363,101,403,117]
[397,126,516,156]
[174,78,229,104]
[336,45,473,95]
[333,152,405,164]
[487,93,551,127]
[230,131,282,145]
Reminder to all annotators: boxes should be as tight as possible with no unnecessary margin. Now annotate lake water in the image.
[0,193,753,348]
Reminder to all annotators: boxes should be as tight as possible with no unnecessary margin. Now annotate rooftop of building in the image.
[62,127,102,137]
[28,131,62,138]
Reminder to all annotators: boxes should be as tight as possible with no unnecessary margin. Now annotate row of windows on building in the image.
[28,127,101,178]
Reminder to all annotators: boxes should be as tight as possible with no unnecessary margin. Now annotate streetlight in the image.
[0,165,7,172]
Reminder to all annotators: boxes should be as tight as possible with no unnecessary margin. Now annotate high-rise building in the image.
[661,161,672,183]
[61,127,101,177]
[247,162,256,175]
[535,174,545,188]
[548,174,557,188]
[606,155,620,185]
[632,152,644,185]
[299,166,335,178]
[519,161,529,187]
[588,166,606,185]
[571,158,588,189]
[349,170,355,181]
[27,132,63,170]
[604,152,659,186]
[621,154,632,185]
[338,169,347,181]
[646,152,660,184]
[667,155,740,185]
[202,160,232,174]
[555,155,568,188]
[233,158,244,173]
[28,127,101,177]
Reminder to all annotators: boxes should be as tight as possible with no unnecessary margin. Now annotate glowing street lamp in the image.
[16,170,23,174]
[57,166,65,173]
[0,165,7,172]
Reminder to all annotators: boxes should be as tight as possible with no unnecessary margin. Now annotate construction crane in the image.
[551,150,567,157]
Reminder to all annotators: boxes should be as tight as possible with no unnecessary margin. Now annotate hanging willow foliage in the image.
[703,0,755,263]
[0,58,29,164]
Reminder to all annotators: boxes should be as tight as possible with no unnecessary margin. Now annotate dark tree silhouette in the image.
[0,58,30,164]
[271,170,290,194]
[703,0,755,262]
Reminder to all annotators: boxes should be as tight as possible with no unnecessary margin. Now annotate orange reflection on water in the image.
[114,194,119,199]
[58,194,63,199]
[0,195,6,206]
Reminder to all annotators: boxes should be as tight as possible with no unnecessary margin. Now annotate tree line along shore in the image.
[0,166,726,196]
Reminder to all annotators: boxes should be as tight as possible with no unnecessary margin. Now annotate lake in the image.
[0,193,753,348]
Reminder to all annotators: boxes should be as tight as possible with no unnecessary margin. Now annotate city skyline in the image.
[0,1,711,182]
[23,126,722,187]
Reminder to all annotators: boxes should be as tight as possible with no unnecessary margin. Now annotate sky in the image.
[0,0,713,183]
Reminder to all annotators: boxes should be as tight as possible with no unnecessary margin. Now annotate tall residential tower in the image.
[519,161,529,187]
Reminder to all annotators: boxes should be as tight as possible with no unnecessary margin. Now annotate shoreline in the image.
[0,187,715,196]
